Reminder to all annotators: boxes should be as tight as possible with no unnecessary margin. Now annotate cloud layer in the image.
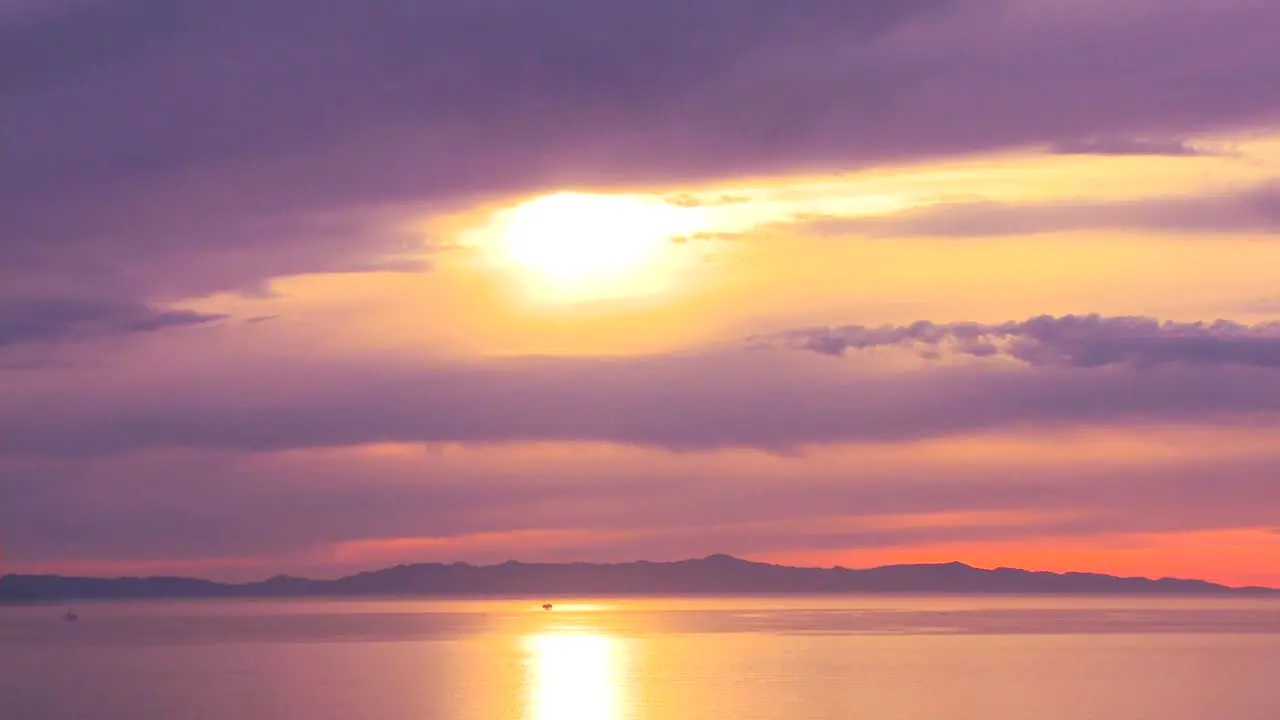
[6,0,1280,302]
[760,314,1280,368]
[2,316,1279,459]
[6,428,1280,581]
[804,184,1280,238]
[0,297,224,348]
[1046,136,1210,157]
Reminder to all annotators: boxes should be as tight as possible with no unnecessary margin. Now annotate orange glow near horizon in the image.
[9,426,1278,586]
[15,529,1278,589]
[759,528,1280,588]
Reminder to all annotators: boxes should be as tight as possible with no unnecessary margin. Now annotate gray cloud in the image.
[1047,136,1210,157]
[758,314,1280,368]
[805,184,1280,238]
[0,296,225,348]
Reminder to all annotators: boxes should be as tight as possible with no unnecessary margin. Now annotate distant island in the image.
[1,555,1275,603]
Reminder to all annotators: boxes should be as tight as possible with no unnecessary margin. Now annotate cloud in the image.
[757,314,1280,368]
[1047,136,1210,156]
[0,296,225,348]
[4,310,1280,577]
[5,0,1280,303]
[804,184,1280,238]
[7,1,1280,582]
[4,428,1280,579]
[1,0,947,302]
[665,194,753,208]
[3,330,1280,458]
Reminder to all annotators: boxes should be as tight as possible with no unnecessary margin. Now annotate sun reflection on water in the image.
[524,631,625,720]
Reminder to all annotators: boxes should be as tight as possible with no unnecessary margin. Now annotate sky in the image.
[3,0,1280,586]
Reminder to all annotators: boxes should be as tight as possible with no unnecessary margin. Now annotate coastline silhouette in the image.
[3,554,1273,603]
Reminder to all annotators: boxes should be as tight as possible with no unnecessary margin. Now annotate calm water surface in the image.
[2,595,1279,719]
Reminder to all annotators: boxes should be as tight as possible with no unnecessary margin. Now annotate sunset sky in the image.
[3,0,1280,586]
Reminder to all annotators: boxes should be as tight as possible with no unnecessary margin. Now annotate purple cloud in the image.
[2,0,946,301]
[2,328,1280,458]
[1047,136,1210,157]
[4,423,1279,577]
[5,0,1280,303]
[0,296,225,348]
[804,184,1280,238]
[757,314,1280,368]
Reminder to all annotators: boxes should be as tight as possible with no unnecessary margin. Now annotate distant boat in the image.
[542,603,553,611]
[63,611,78,623]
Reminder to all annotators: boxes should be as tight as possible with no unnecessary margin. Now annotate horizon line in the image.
[3,554,1277,592]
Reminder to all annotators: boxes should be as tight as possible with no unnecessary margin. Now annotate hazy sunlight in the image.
[485,192,703,302]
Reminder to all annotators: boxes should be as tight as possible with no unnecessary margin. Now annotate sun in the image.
[483,192,703,301]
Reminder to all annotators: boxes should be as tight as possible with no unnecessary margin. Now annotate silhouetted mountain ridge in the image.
[1,555,1273,602]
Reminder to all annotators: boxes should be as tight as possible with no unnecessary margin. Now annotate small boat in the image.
[541,603,553,611]
[63,611,78,623]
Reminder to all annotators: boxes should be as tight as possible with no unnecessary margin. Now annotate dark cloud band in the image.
[0,297,225,348]
[756,314,1280,368]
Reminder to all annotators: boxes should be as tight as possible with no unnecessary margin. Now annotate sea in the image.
[2,595,1278,719]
